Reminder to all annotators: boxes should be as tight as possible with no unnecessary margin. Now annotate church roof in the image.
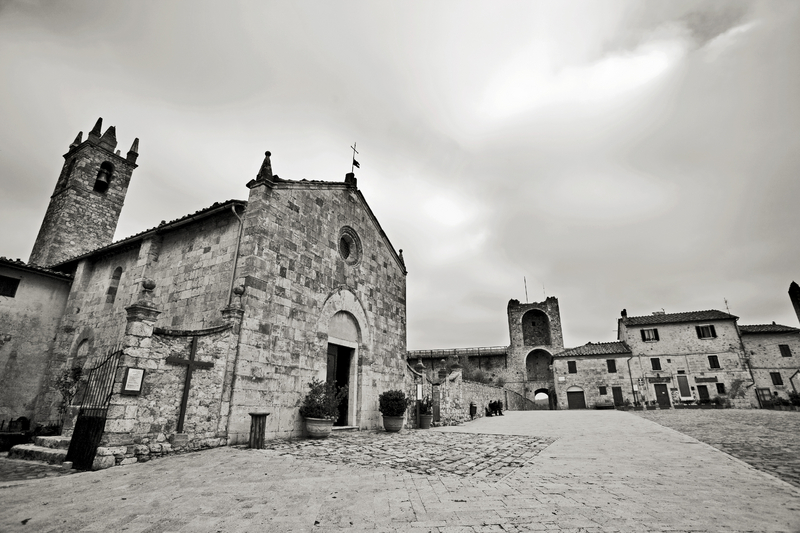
[739,324,800,334]
[555,341,631,358]
[622,310,737,326]
[0,256,74,280]
[53,199,246,268]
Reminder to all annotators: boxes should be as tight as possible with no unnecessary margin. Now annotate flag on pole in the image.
[352,159,360,169]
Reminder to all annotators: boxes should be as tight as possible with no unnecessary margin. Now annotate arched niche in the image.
[521,309,551,346]
[525,349,553,382]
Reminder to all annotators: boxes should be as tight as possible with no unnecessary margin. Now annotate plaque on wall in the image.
[122,367,145,396]
[695,376,718,383]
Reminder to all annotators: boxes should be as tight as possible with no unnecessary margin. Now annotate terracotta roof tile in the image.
[739,324,800,334]
[0,257,74,280]
[623,310,737,326]
[555,341,631,358]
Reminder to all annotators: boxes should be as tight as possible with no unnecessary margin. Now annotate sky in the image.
[1,0,799,350]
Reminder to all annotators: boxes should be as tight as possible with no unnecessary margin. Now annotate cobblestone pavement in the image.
[0,456,77,483]
[634,409,800,488]
[262,430,555,478]
[1,411,798,532]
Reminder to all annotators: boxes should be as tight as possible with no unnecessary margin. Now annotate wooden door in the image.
[567,391,586,409]
[697,385,709,402]
[654,384,671,408]
[612,387,624,406]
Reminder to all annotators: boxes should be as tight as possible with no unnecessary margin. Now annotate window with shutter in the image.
[0,275,20,297]
[770,372,783,386]
[779,345,792,357]
[708,355,720,369]
[606,359,617,373]
[568,361,577,374]
[696,325,716,339]
[641,328,659,341]
[650,358,661,371]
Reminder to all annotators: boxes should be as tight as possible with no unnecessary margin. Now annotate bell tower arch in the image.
[29,117,139,267]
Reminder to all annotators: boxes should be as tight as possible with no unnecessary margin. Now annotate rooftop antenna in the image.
[724,298,731,314]
[524,276,529,303]
[543,285,546,300]
[350,142,360,173]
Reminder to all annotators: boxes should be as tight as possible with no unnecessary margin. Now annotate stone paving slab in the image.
[0,455,77,483]
[0,411,798,532]
[633,409,800,488]
[260,430,555,478]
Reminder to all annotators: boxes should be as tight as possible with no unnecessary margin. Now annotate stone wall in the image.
[434,369,508,425]
[35,207,242,423]
[99,297,240,450]
[742,330,800,403]
[228,176,407,442]
[0,263,71,424]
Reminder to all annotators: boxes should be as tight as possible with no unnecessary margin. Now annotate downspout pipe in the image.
[626,356,637,404]
[227,204,245,305]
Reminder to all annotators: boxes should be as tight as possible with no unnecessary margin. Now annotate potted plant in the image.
[379,389,409,432]
[299,378,348,438]
[633,402,644,411]
[646,401,657,411]
[419,396,434,429]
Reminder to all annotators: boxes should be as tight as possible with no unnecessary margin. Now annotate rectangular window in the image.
[677,375,692,398]
[606,359,617,373]
[0,275,20,298]
[771,372,784,386]
[716,383,726,394]
[650,358,662,371]
[599,386,607,395]
[708,355,720,369]
[779,344,792,357]
[640,328,659,342]
[568,361,577,374]
[696,325,717,339]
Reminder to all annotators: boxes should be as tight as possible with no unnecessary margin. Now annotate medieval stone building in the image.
[0,118,408,457]
[409,287,800,411]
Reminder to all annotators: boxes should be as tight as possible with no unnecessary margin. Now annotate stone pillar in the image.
[102,281,161,447]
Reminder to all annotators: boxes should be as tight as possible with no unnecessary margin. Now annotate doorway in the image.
[326,344,353,426]
[654,384,671,408]
[612,386,624,407]
[697,385,710,403]
[566,387,586,409]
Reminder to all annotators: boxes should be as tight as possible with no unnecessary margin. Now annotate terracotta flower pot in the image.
[382,415,405,432]
[419,414,433,429]
[304,417,334,438]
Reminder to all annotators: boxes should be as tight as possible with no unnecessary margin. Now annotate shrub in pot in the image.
[379,389,410,432]
[419,396,433,429]
[299,378,348,438]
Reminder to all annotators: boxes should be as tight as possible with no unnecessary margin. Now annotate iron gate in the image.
[65,346,123,470]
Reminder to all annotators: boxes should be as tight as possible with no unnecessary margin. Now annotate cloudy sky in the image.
[1,0,798,350]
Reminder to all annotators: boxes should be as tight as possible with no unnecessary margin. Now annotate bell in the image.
[93,170,110,192]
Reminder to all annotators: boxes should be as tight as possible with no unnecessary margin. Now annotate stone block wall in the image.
[0,264,71,423]
[100,302,238,448]
[228,179,407,442]
[35,208,242,423]
[742,331,800,402]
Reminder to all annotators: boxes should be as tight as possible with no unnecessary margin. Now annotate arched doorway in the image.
[525,349,554,409]
[327,311,360,426]
[566,386,587,409]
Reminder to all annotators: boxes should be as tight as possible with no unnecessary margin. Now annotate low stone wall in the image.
[92,433,227,470]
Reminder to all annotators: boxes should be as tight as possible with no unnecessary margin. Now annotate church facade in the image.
[0,118,407,453]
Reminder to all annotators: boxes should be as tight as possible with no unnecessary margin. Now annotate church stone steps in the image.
[7,444,68,464]
[34,436,72,449]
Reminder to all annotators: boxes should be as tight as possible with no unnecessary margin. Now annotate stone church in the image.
[0,118,407,454]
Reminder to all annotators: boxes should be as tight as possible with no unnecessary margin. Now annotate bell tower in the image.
[29,118,139,267]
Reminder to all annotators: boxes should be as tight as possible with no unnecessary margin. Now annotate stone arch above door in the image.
[328,311,360,344]
[317,287,370,347]
[520,309,551,346]
[525,349,553,382]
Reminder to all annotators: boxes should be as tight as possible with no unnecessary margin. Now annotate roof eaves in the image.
[0,257,74,281]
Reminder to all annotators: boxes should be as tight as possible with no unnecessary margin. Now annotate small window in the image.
[106,267,123,304]
[0,275,21,297]
[770,372,783,386]
[650,358,662,371]
[708,355,720,369]
[568,361,577,374]
[779,345,792,357]
[696,325,717,339]
[716,383,726,394]
[606,359,617,373]
[599,386,607,395]
[640,328,659,342]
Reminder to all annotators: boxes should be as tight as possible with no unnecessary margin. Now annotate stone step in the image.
[34,436,72,449]
[8,444,68,465]
[331,426,359,432]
